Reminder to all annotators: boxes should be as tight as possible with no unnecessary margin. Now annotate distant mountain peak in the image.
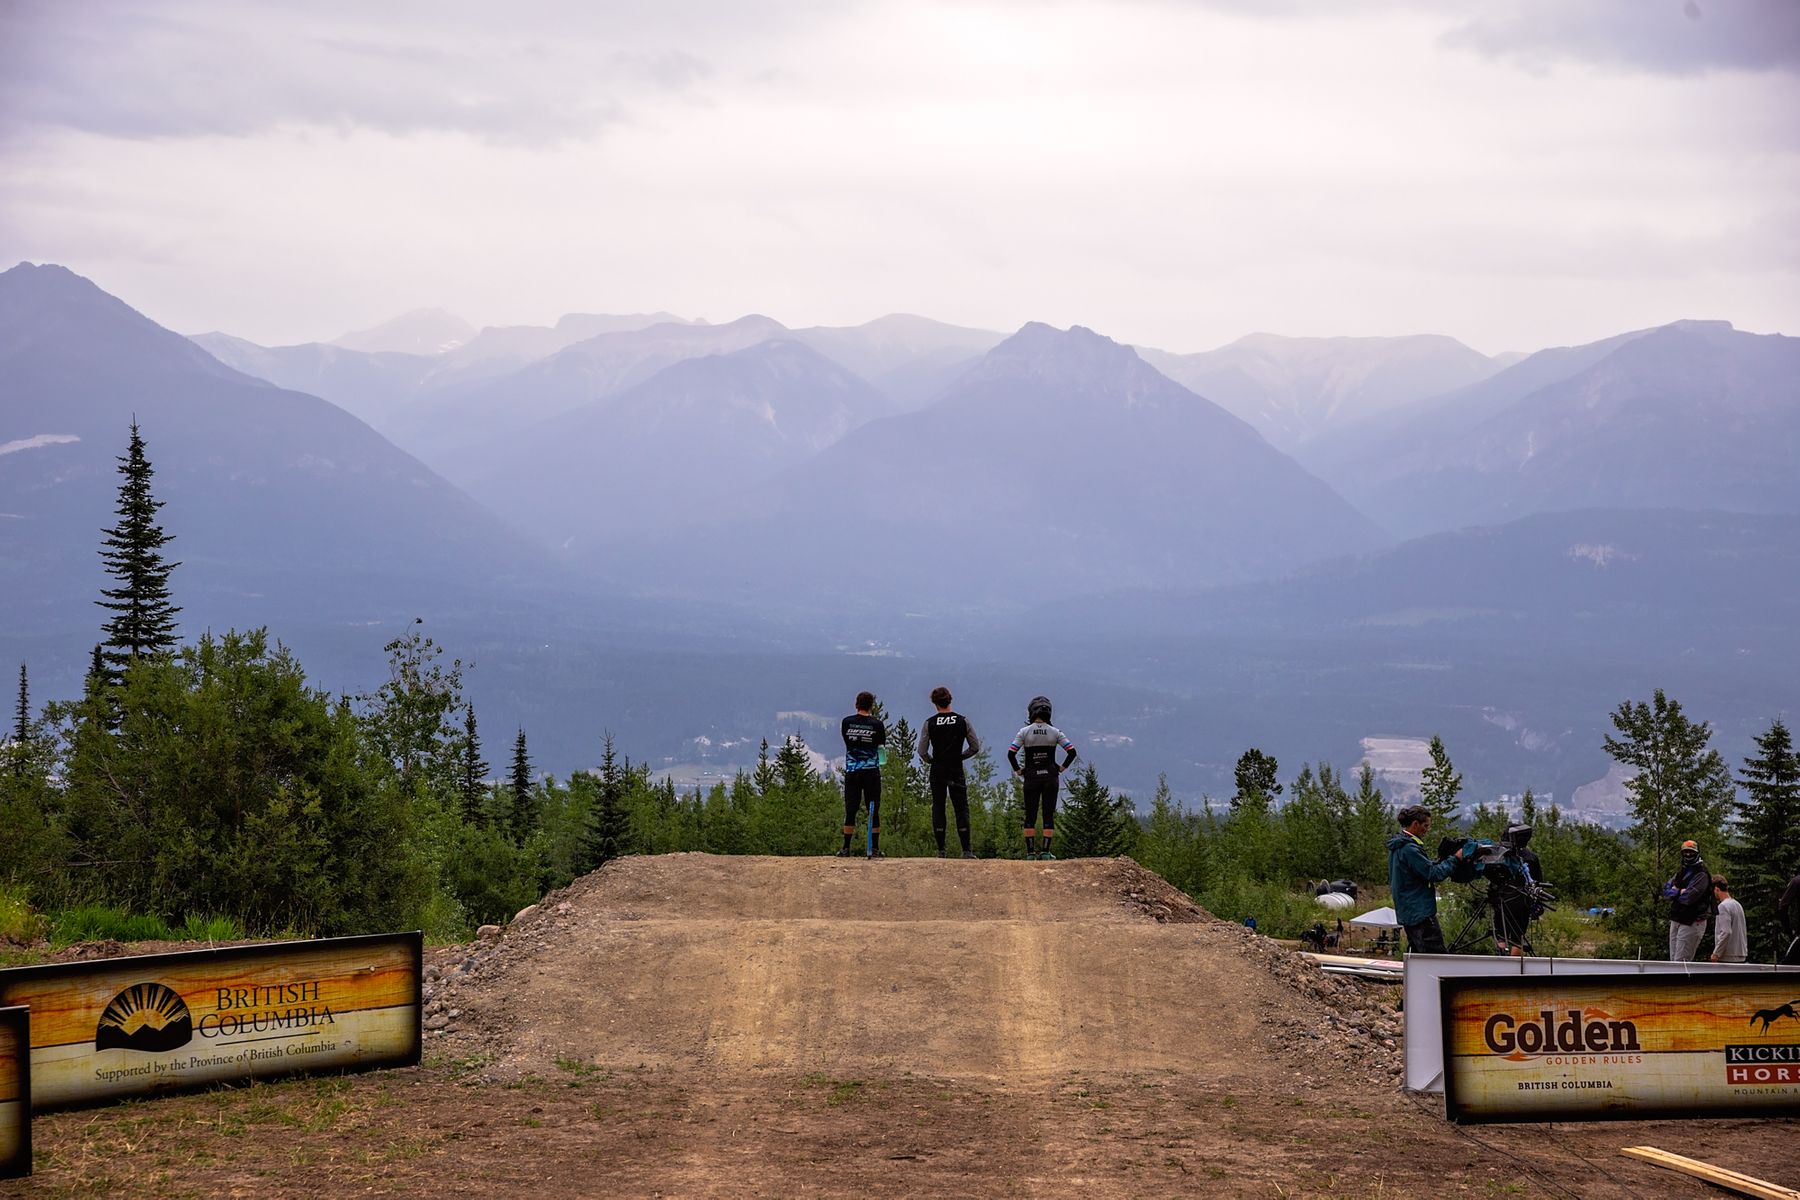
[331,308,477,355]
[972,322,1166,401]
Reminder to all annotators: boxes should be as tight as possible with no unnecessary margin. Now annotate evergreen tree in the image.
[459,705,487,825]
[97,420,181,678]
[1059,764,1134,858]
[1418,735,1463,824]
[753,737,777,795]
[1734,718,1800,961]
[1231,748,1281,813]
[775,734,815,792]
[1520,788,1538,827]
[1604,689,1735,953]
[1133,774,1207,894]
[510,728,536,844]
[581,733,632,872]
[9,664,26,779]
[1346,763,1392,881]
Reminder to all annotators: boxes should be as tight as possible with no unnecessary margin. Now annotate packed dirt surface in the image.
[14,854,1800,1197]
[431,854,1401,1090]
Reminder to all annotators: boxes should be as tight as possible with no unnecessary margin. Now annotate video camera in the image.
[1438,825,1555,909]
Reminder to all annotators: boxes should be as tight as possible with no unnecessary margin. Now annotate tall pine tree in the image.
[97,420,181,678]
[459,705,487,825]
[1604,689,1735,953]
[1734,718,1800,961]
[1418,735,1463,824]
[510,728,536,844]
[9,664,27,779]
[581,733,632,873]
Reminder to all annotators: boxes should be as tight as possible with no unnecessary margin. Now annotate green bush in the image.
[1196,874,1329,938]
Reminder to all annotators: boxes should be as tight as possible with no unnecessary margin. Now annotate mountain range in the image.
[4,259,1794,804]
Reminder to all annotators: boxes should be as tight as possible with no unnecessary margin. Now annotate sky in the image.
[1,0,1797,355]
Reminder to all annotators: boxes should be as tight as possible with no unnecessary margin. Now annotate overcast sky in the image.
[2,0,1796,354]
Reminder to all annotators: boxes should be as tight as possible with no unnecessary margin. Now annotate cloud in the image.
[1443,0,1800,76]
[0,0,742,144]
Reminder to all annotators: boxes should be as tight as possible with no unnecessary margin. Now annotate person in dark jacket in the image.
[918,685,981,859]
[1662,839,1712,962]
[1386,805,1466,955]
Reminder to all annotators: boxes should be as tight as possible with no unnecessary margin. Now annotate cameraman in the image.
[1779,867,1800,965]
[1662,839,1712,962]
[1492,824,1545,957]
[1387,805,1466,955]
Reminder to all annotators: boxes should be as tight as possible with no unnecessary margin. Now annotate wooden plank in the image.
[1621,1145,1800,1200]
[0,1005,28,1178]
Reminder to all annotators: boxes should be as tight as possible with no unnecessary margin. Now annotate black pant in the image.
[931,773,970,851]
[843,769,879,832]
[1403,917,1446,955]
[1023,775,1058,829]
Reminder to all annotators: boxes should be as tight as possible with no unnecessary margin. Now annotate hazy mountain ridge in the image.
[588,322,1387,608]
[463,338,893,549]
[1139,332,1502,450]
[0,263,550,635]
[1310,320,1800,534]
[331,307,477,355]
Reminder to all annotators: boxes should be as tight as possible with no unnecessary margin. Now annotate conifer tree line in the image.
[0,422,1794,957]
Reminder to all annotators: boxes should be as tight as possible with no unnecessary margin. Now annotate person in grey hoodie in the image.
[1709,876,1747,963]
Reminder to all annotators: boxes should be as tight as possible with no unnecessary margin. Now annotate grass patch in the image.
[0,884,47,943]
[827,1079,864,1105]
[50,905,175,945]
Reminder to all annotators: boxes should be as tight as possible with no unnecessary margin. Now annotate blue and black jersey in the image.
[841,712,886,774]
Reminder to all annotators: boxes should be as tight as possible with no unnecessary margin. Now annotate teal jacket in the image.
[1387,832,1459,926]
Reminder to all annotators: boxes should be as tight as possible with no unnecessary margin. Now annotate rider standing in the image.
[919,686,981,859]
[839,691,887,859]
[1008,695,1077,860]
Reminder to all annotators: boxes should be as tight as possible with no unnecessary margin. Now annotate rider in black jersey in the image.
[919,685,981,858]
[839,691,886,858]
[1008,695,1077,860]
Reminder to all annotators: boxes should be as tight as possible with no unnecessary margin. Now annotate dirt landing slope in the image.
[434,854,1396,1087]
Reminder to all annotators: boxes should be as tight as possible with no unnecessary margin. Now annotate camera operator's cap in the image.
[1681,839,1698,850]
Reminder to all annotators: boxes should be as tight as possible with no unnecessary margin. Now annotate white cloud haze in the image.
[1,0,1795,353]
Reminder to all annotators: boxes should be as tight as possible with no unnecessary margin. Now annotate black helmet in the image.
[1027,695,1052,722]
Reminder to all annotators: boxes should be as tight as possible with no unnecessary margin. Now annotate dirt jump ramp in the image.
[433,854,1399,1088]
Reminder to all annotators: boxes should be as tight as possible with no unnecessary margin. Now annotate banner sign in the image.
[1442,971,1800,1123]
[1403,952,1799,1093]
[0,1005,28,1177]
[0,932,420,1110]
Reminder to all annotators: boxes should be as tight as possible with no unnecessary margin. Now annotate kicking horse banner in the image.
[0,1005,28,1177]
[1442,971,1800,1123]
[0,932,420,1110]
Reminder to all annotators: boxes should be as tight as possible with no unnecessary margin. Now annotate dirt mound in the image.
[430,854,1401,1090]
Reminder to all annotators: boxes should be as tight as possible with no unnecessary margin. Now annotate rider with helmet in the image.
[1008,696,1078,860]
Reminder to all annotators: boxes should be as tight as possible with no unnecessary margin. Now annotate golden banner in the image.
[1443,972,1800,1123]
[0,932,420,1111]
[0,1005,28,1178]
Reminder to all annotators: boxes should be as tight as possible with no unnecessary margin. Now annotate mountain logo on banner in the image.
[95,982,194,1052]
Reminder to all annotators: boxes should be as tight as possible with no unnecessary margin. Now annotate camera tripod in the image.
[1444,878,1554,955]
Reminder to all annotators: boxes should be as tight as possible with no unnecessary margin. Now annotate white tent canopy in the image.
[1348,906,1401,929]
